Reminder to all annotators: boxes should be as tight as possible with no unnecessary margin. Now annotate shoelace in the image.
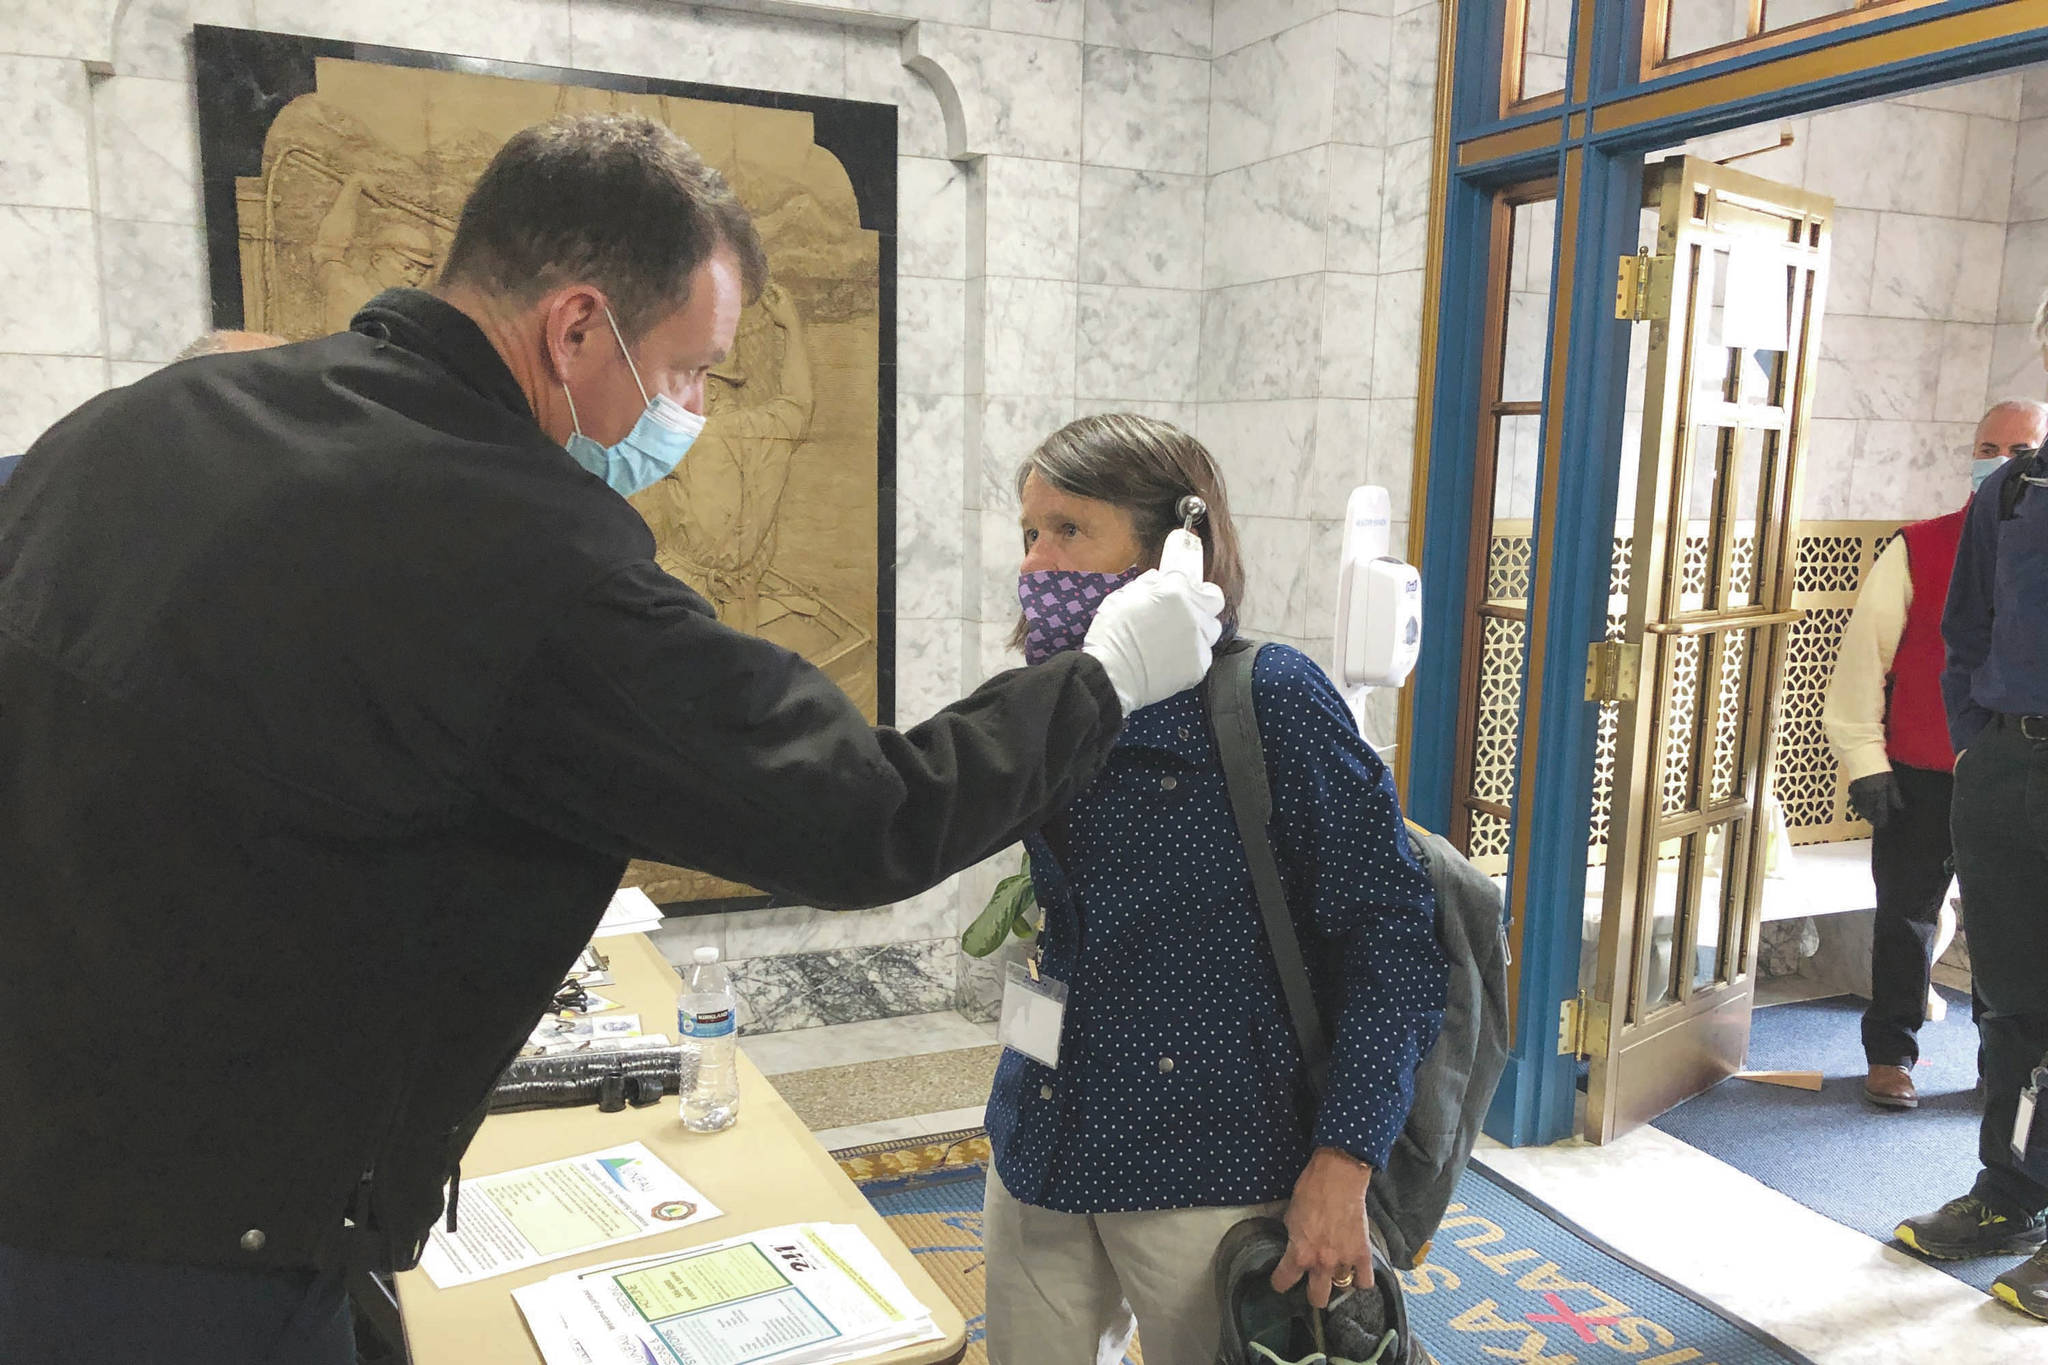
[1248,1328,1400,1365]
[1942,1196,2010,1228]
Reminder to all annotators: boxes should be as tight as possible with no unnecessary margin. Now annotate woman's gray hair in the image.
[1014,413,1246,627]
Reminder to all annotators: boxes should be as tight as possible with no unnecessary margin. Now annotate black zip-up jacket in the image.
[0,290,1122,1273]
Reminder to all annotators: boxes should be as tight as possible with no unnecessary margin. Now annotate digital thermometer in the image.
[1160,494,1207,582]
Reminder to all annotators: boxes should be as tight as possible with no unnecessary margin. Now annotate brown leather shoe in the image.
[1865,1063,1919,1109]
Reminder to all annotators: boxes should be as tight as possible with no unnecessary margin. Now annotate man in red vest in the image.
[1824,399,2048,1110]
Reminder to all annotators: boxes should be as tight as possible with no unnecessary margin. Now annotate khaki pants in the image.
[983,1169,1285,1365]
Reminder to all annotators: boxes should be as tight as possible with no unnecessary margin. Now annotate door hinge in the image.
[1558,992,1611,1059]
[1615,249,1674,322]
[1584,640,1641,704]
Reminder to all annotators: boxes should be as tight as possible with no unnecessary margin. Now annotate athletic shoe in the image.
[1992,1244,2048,1321]
[1322,1253,1407,1365]
[1895,1196,2048,1260]
[1214,1216,1409,1365]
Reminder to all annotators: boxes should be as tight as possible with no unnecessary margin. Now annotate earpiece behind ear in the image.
[1160,494,1209,582]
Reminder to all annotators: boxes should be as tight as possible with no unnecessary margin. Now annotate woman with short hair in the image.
[981,413,1447,1365]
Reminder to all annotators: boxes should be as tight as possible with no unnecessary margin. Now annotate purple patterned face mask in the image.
[1018,567,1141,665]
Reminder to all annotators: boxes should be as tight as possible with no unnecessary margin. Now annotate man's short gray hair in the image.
[172,330,289,363]
[172,331,242,363]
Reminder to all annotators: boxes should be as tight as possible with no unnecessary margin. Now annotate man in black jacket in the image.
[0,115,1222,1362]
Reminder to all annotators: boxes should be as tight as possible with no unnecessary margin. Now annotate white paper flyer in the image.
[417,1141,720,1288]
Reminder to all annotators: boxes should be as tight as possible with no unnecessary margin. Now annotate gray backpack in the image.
[1202,639,1511,1269]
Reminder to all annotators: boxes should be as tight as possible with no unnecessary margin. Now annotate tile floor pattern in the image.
[750,1009,2045,1364]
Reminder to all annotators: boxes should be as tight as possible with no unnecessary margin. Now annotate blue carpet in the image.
[850,1139,1811,1364]
[1653,987,1999,1294]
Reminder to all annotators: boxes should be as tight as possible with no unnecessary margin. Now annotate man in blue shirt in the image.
[1893,343,2048,1318]
[0,455,19,487]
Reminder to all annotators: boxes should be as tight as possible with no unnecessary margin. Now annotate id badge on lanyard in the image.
[2015,1061,2048,1163]
[999,957,1067,1069]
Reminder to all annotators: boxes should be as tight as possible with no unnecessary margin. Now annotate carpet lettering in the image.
[1404,1205,1724,1364]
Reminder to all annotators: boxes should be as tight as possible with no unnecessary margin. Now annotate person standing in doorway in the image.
[1894,303,2048,1321]
[1825,400,2048,1110]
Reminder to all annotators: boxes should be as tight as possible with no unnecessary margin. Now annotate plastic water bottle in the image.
[679,946,740,1131]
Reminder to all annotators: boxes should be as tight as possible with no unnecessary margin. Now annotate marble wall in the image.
[1195,0,1439,752]
[1995,70,2048,416]
[1796,77,2031,521]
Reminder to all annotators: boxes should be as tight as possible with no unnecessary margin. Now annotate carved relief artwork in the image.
[208,38,891,909]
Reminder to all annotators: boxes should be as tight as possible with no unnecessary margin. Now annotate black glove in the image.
[1848,772,1905,831]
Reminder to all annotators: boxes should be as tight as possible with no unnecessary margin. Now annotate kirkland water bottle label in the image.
[682,1007,736,1039]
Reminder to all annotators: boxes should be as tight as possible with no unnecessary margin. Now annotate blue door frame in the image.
[1409,0,2048,1147]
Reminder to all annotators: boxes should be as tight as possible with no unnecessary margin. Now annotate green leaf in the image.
[961,870,1038,957]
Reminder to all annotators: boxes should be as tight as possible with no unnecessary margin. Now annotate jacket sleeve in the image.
[1823,537,1908,782]
[1256,647,1447,1172]
[1942,479,2000,752]
[480,560,1124,910]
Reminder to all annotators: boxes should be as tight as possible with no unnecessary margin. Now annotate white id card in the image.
[999,961,1067,1069]
[2015,1085,2039,1164]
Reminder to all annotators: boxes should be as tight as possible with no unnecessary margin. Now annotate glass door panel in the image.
[1664,0,1751,62]
[1452,188,1557,894]
[1504,0,1571,112]
[1581,155,1832,1142]
[1644,1,1946,80]
[1767,0,1857,25]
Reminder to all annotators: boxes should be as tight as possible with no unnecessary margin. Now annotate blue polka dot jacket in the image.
[987,644,1448,1214]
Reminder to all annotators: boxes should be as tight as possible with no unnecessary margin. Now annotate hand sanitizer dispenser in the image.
[1332,486,1422,693]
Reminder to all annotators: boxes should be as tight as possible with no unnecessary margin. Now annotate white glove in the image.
[1081,568,1227,715]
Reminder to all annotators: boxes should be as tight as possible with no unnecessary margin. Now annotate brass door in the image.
[1582,155,1832,1142]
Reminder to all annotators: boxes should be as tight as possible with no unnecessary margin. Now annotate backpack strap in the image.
[1202,639,1332,1095]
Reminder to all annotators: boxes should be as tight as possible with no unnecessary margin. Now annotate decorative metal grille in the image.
[1681,533,1709,597]
[1730,535,1757,601]
[1470,809,1512,864]
[1473,521,1904,867]
[1775,607,1848,831]
[1488,533,1534,602]
[1661,634,1704,816]
[1774,523,1902,843]
[1586,602,1627,858]
[1793,534,1865,595]
[1709,627,1749,805]
[1469,612,1528,864]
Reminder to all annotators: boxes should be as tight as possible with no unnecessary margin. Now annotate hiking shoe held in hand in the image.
[1321,1254,1408,1365]
[1896,1196,2048,1260]
[1215,1217,1408,1365]
[1993,1244,2048,1321]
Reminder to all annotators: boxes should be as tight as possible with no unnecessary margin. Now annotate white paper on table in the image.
[416,1141,721,1288]
[513,1222,941,1365]
[524,1013,644,1055]
[595,887,665,938]
[527,1032,673,1057]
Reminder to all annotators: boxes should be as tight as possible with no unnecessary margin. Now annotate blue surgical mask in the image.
[1972,457,2005,492]
[561,305,706,497]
